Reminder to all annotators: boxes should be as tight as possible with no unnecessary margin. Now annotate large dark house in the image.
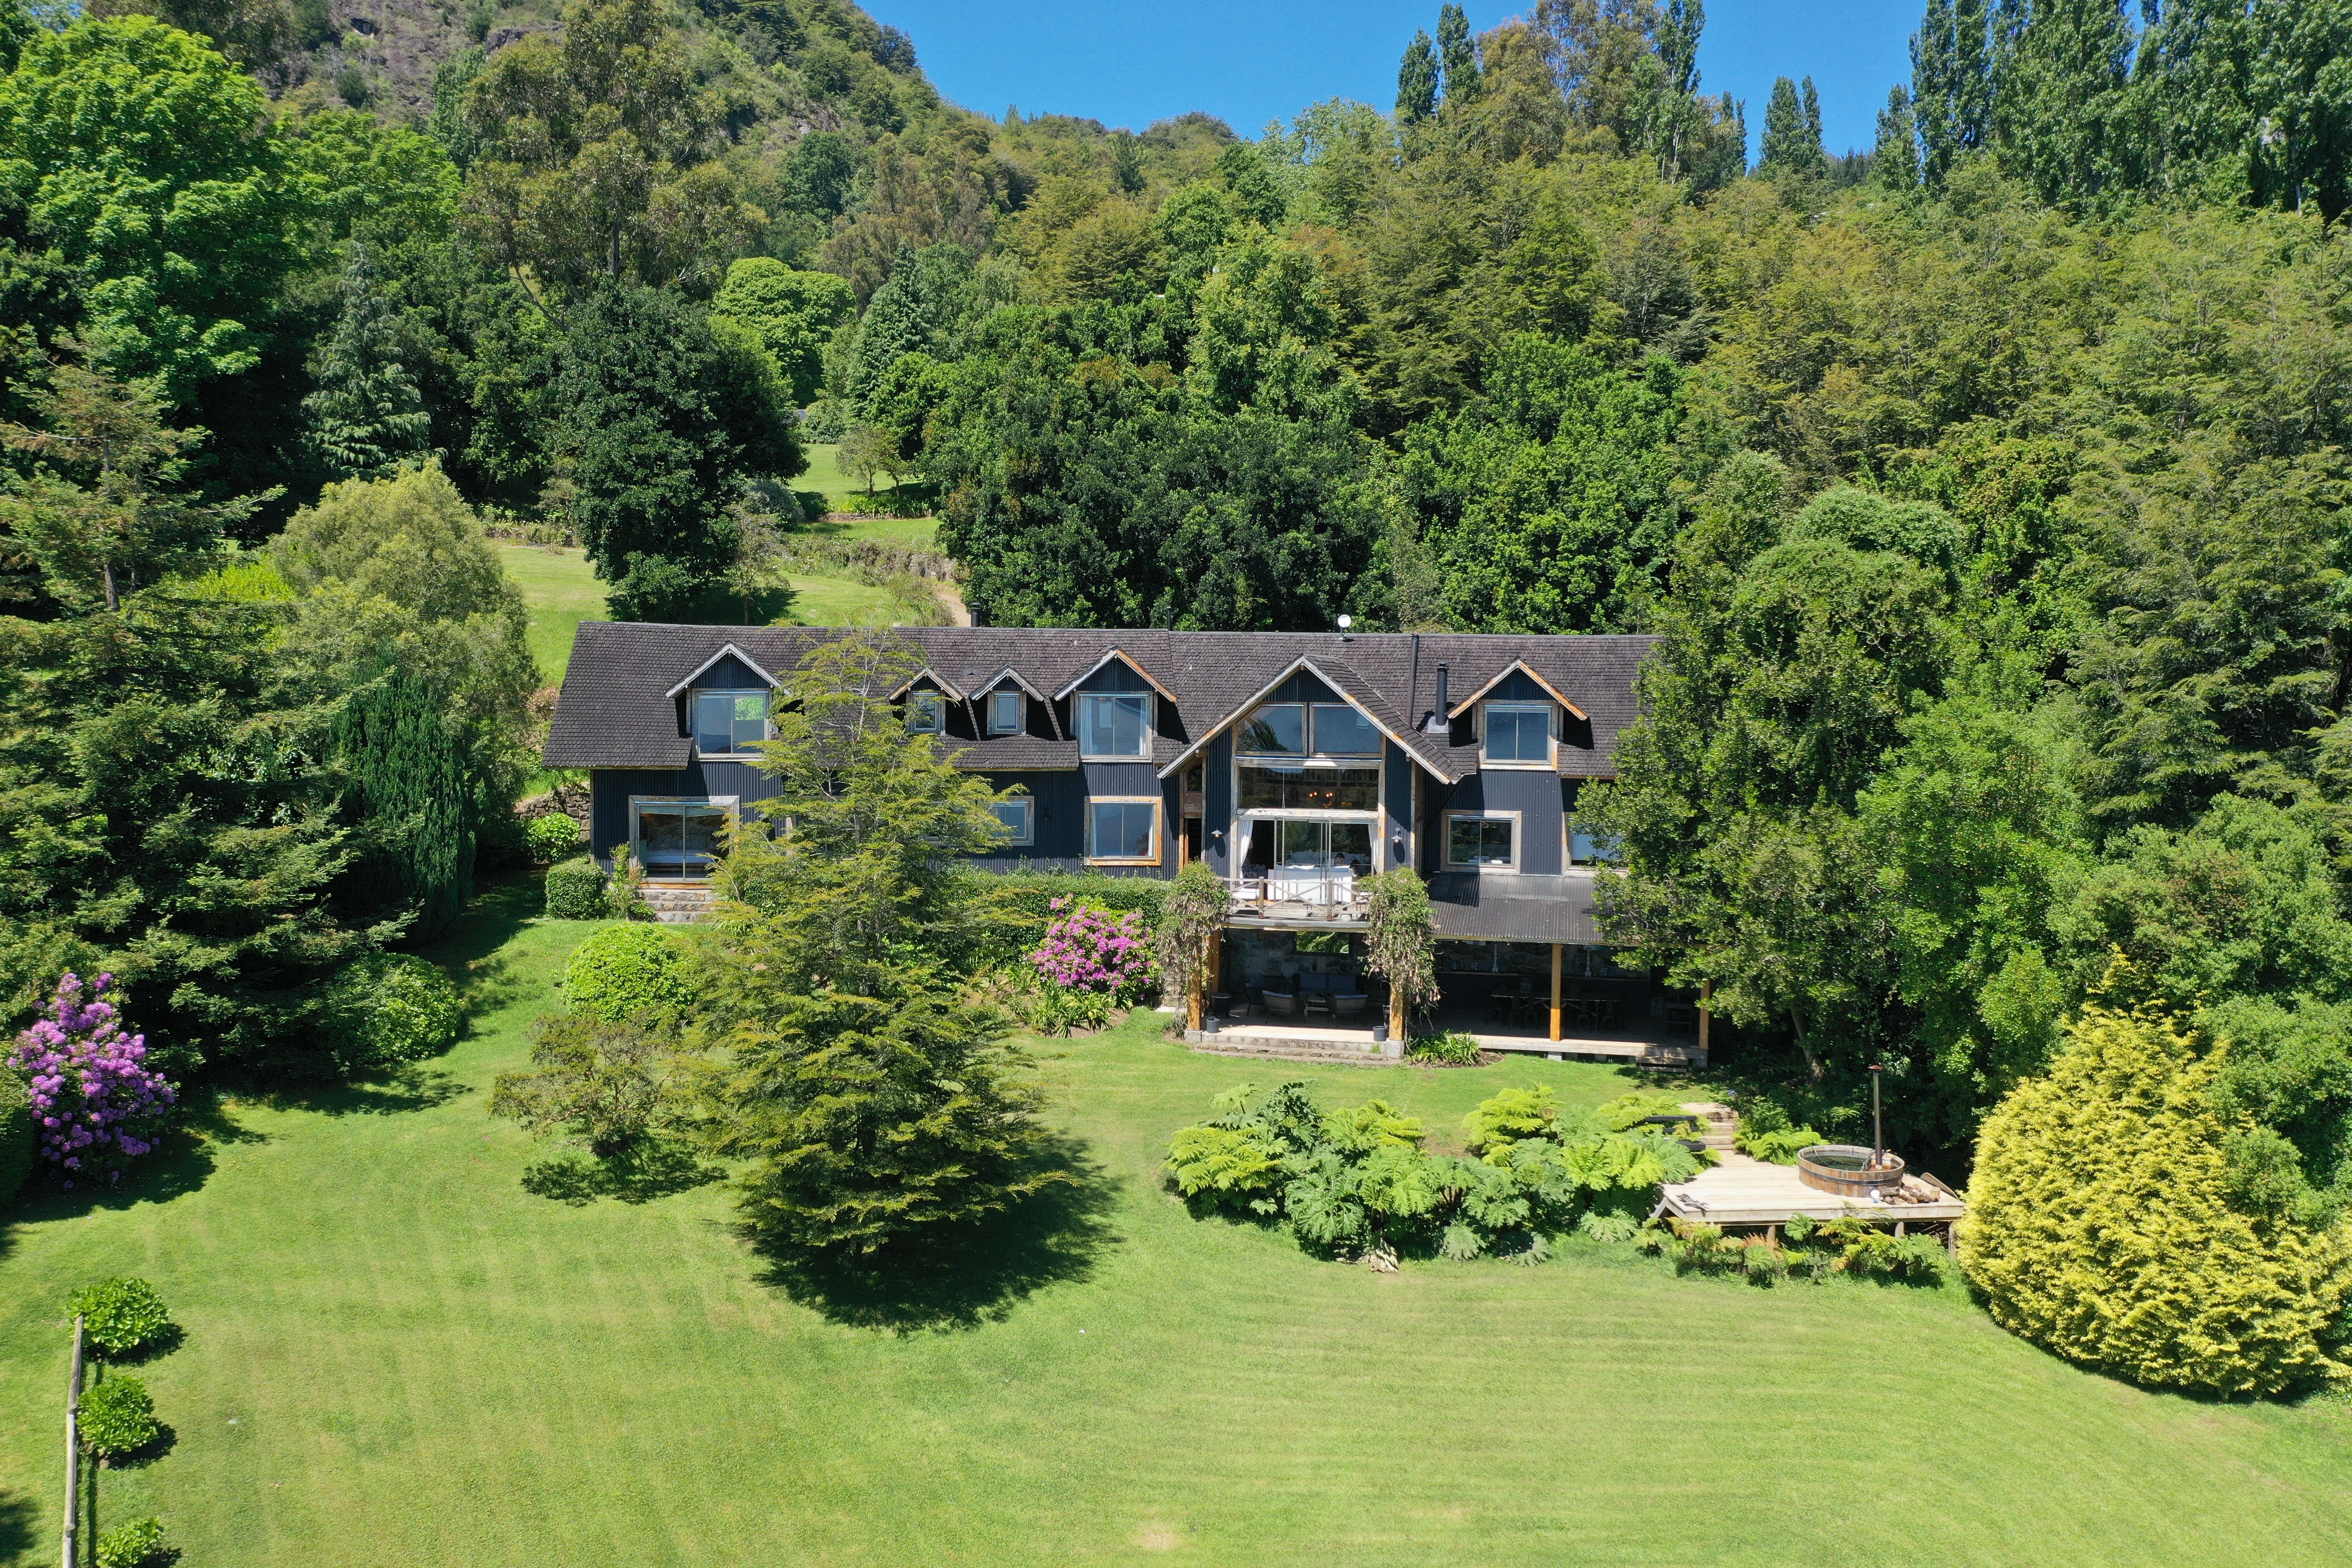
[546,623,1690,1059]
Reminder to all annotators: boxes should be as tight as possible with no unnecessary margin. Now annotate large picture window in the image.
[1481,703,1552,764]
[1446,812,1518,870]
[1238,701,1381,758]
[1241,819,1373,876]
[631,797,736,879]
[991,796,1034,846]
[1087,798,1160,862]
[1078,693,1150,757]
[1238,765,1380,812]
[692,691,768,755]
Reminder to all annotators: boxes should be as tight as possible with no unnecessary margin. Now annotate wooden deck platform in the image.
[1661,1150,1966,1228]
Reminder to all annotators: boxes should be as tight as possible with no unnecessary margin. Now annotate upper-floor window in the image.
[692,690,769,755]
[1238,766,1380,812]
[1481,702,1553,765]
[986,689,1024,736]
[1078,692,1150,757]
[1238,702,1381,757]
[907,690,944,734]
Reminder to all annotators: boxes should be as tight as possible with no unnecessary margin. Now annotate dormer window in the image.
[1481,702,1553,765]
[1077,692,1150,758]
[692,690,769,756]
[907,690,945,734]
[985,689,1024,736]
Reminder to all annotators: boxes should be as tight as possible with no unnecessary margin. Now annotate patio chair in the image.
[1332,993,1369,1021]
[1263,991,1299,1019]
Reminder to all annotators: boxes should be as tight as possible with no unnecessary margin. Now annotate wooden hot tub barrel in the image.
[1797,1144,1907,1197]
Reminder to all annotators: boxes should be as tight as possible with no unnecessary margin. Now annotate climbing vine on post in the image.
[1363,869,1439,1040]
[1153,861,1230,1030]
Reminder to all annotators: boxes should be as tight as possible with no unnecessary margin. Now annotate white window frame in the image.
[990,794,1035,847]
[1085,795,1162,865]
[1445,809,1521,872]
[1479,701,1555,768]
[1076,692,1152,759]
[985,688,1025,736]
[690,689,771,759]
[906,689,945,734]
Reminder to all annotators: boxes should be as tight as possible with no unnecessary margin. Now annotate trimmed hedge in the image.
[0,1066,30,1208]
[69,1277,174,1357]
[80,1376,158,1461]
[562,924,691,1026]
[525,813,583,864]
[1963,1004,2352,1396]
[324,954,462,1072]
[544,857,607,920]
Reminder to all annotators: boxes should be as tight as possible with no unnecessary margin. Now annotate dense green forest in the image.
[6,0,2352,1241]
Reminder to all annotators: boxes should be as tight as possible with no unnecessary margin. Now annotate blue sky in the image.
[864,1,1919,159]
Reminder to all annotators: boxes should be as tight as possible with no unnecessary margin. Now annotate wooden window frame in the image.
[985,689,1025,737]
[1444,809,1521,873]
[990,794,1035,847]
[1478,702,1555,769]
[1085,795,1163,865]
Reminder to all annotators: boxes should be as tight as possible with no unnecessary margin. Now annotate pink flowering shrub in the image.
[9,974,176,1188]
[1027,897,1155,1000]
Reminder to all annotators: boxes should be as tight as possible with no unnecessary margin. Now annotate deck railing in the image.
[1226,866,1371,919]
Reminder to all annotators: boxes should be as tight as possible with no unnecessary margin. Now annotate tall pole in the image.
[1870,1065,1884,1170]
[63,1313,83,1568]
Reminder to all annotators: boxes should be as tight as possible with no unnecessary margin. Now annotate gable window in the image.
[692,690,769,755]
[907,690,944,734]
[1311,704,1380,756]
[986,689,1024,736]
[1087,797,1159,863]
[1238,766,1380,812]
[1446,812,1518,870]
[1481,702,1553,764]
[1078,692,1150,758]
[991,796,1035,846]
[1239,703,1305,755]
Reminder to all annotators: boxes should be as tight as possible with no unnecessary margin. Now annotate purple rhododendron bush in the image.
[1027,897,1155,1000]
[9,973,176,1187]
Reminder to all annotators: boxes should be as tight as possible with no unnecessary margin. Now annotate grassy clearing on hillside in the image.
[0,881,2348,1566]
[497,546,913,682]
[798,442,936,527]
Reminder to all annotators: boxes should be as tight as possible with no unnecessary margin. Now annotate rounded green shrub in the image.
[95,1515,167,1568]
[324,953,462,1071]
[69,1277,174,1357]
[1963,1004,2352,1396]
[562,924,691,1026]
[525,812,583,864]
[0,1066,32,1208]
[543,856,607,920]
[80,1376,159,1461]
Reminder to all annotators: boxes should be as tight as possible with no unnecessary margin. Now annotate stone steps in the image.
[1681,1101,1739,1149]
[639,882,718,925]
[1183,1035,1402,1067]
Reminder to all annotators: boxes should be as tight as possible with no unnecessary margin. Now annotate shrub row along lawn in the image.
[1,879,2349,1566]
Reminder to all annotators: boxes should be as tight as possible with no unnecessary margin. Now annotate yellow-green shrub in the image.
[1963,1004,2352,1396]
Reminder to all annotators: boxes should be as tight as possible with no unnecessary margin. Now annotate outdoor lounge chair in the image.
[1332,993,1369,1020]
[1263,991,1299,1019]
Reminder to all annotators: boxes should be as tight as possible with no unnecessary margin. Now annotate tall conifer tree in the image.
[1396,29,1439,124]
[1436,4,1481,104]
[1876,84,1923,188]
[304,244,432,483]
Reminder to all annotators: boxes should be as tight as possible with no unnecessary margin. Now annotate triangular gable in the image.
[1156,656,1445,780]
[886,666,967,701]
[970,665,1050,703]
[1052,648,1179,703]
[1445,660,1589,721]
[662,643,780,698]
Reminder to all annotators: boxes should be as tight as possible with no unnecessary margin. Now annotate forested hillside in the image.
[6,0,2352,1216]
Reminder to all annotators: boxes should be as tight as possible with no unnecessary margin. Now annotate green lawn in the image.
[2,883,2349,1566]
[498,546,917,682]
[797,442,935,533]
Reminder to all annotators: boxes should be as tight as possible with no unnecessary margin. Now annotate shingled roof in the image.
[545,623,1657,778]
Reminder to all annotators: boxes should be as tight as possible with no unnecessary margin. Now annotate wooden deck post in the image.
[1549,943,1562,1043]
[63,1314,82,1568]
[1699,978,1712,1056]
